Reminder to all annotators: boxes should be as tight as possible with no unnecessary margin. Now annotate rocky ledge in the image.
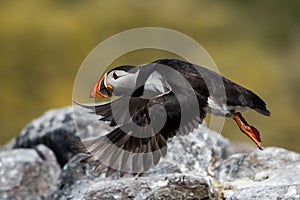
[1,107,299,200]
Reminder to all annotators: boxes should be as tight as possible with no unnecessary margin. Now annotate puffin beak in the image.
[90,74,113,98]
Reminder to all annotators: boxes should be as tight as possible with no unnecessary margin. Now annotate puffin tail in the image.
[253,106,271,116]
[247,92,271,116]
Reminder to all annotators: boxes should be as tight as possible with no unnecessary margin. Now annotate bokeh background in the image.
[1,0,299,151]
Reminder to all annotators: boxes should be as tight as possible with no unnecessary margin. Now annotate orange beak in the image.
[90,75,113,98]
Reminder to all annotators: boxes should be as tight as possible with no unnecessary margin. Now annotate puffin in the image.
[75,58,270,177]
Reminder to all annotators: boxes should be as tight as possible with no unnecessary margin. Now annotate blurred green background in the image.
[1,0,299,151]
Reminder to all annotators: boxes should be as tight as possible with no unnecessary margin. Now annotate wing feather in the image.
[76,90,207,176]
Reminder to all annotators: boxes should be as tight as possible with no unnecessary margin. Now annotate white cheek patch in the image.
[115,70,130,77]
[110,70,139,96]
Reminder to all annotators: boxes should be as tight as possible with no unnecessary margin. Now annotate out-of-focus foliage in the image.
[0,0,299,151]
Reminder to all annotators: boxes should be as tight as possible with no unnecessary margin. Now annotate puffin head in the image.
[90,65,139,98]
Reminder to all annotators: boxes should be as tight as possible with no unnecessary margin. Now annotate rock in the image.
[11,106,111,166]
[0,144,61,200]
[4,106,300,199]
[217,147,300,199]
[54,153,99,190]
[51,173,218,200]
[165,126,232,176]
[12,107,77,166]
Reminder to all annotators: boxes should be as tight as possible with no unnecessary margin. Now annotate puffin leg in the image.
[233,112,263,150]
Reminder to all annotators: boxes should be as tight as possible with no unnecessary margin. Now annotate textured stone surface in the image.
[51,173,218,200]
[3,106,300,200]
[11,106,111,166]
[218,147,300,199]
[165,126,232,176]
[0,144,61,200]
[12,107,77,166]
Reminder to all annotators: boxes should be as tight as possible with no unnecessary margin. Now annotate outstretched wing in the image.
[76,91,207,177]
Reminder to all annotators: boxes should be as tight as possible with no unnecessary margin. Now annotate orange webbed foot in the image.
[233,112,263,150]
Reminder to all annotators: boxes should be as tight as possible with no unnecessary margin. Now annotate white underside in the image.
[207,96,249,117]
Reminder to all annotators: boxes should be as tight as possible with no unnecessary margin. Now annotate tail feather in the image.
[223,78,271,116]
[247,91,271,116]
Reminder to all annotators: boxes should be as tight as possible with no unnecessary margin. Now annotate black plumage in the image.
[75,58,270,177]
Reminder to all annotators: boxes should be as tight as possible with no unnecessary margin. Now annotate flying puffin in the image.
[76,58,270,177]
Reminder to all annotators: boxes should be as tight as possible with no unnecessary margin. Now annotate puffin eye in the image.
[112,72,120,80]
